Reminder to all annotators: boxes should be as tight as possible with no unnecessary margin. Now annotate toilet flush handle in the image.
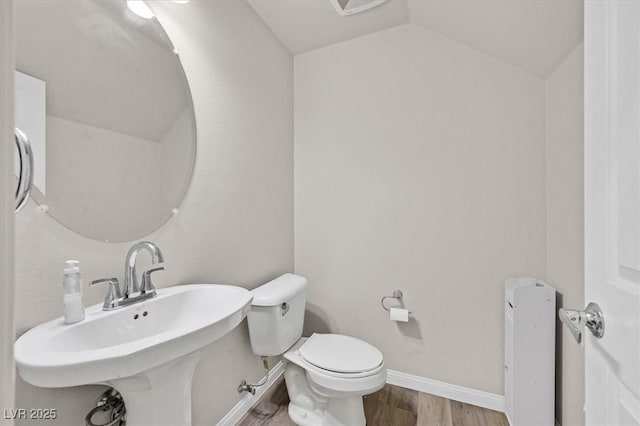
[281,303,290,316]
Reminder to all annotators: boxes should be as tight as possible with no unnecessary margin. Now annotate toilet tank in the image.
[247,273,307,356]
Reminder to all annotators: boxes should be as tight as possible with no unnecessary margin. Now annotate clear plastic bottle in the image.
[63,260,85,324]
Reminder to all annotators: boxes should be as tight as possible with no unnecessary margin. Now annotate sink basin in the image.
[15,284,253,425]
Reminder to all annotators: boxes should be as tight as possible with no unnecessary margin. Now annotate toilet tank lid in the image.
[251,273,307,306]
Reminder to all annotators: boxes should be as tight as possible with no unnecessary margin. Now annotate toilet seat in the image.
[285,337,386,397]
[299,333,383,374]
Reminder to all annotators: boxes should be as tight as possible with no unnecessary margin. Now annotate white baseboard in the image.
[386,369,506,413]
[216,361,285,426]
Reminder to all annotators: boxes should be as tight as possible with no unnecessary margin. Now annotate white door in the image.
[585,1,640,425]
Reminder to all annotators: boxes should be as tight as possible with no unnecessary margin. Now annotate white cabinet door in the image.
[585,1,640,425]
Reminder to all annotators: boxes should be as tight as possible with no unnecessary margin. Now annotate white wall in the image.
[0,2,16,424]
[545,45,584,426]
[294,23,547,395]
[13,1,293,424]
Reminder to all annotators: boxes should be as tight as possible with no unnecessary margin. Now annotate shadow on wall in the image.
[396,317,422,340]
[391,298,423,341]
[303,303,332,335]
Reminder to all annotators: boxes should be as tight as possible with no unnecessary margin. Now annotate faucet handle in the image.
[90,277,122,310]
[141,266,164,295]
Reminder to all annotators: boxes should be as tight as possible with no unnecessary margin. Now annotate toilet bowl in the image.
[284,335,386,425]
[247,274,386,426]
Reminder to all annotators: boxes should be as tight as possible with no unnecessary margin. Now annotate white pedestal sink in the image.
[15,284,253,426]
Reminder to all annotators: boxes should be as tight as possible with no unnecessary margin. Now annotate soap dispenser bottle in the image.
[63,260,85,324]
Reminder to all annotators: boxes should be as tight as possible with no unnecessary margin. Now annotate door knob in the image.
[559,302,604,343]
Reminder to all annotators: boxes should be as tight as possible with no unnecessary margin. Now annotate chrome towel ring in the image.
[14,127,33,212]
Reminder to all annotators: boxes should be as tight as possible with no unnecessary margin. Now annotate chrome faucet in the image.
[124,241,164,298]
[90,241,165,311]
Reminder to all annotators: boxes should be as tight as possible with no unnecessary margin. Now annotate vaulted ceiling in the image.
[247,0,583,78]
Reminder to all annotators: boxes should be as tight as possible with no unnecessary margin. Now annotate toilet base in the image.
[284,361,369,426]
[288,396,365,426]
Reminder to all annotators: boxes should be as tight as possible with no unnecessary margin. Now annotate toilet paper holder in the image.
[380,290,412,313]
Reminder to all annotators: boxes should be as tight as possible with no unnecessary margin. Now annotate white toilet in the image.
[247,273,386,426]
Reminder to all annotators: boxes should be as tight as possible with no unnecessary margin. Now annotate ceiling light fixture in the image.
[126,0,154,19]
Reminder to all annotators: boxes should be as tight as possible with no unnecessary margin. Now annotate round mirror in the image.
[14,0,196,242]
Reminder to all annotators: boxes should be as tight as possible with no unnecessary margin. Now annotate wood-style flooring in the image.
[237,377,509,426]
